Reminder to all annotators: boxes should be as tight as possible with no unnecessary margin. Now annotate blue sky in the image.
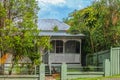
[37,0,94,21]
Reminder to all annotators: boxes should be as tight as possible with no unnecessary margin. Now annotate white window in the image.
[50,40,63,53]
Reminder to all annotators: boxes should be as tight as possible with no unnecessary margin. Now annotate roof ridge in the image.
[38,19,70,30]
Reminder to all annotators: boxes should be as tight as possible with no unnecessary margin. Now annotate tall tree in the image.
[65,0,120,54]
[0,0,50,74]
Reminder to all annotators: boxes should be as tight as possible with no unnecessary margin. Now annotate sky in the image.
[37,0,94,21]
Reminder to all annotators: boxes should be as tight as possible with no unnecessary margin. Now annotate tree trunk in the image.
[89,32,95,53]
[9,56,16,75]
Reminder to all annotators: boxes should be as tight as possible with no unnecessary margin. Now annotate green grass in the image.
[71,75,120,80]
[71,78,101,80]
[56,75,120,80]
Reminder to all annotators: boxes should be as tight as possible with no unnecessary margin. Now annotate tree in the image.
[0,0,50,74]
[65,0,120,54]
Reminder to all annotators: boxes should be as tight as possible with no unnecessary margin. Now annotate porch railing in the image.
[49,53,80,63]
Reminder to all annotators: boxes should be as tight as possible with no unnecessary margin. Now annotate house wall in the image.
[1,53,32,75]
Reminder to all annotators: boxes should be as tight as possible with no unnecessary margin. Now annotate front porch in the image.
[43,39,82,64]
[43,38,82,74]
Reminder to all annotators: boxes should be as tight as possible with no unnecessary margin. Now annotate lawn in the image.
[71,75,120,80]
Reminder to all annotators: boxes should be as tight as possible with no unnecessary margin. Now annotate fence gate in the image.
[110,47,120,75]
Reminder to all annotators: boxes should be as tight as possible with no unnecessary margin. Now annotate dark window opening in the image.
[50,40,63,53]
[65,41,80,53]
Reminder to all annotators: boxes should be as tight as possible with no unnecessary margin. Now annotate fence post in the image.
[39,63,45,80]
[61,63,67,80]
[34,65,36,75]
[104,59,110,76]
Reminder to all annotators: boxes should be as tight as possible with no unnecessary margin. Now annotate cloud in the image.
[37,0,66,5]
[38,4,72,20]
[37,0,93,21]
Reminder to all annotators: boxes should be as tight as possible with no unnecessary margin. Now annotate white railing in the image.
[49,53,80,63]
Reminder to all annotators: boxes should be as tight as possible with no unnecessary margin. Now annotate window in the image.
[56,40,63,53]
[50,40,63,53]
[65,41,80,53]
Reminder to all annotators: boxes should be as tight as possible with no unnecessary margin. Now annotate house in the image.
[1,19,85,74]
[38,19,85,73]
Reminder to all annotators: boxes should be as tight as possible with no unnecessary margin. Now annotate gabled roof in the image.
[38,19,85,37]
[38,19,70,31]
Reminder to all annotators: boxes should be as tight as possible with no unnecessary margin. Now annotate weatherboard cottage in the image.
[1,19,85,74]
[38,19,85,73]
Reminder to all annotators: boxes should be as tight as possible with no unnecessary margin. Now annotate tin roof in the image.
[38,19,85,37]
[38,19,70,31]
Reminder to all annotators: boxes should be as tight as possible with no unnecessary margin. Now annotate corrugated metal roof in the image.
[38,19,70,31]
[38,19,85,37]
[39,31,85,37]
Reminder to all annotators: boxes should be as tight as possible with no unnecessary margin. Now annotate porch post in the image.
[63,40,67,53]
[80,40,81,65]
[48,40,50,73]
[76,39,82,65]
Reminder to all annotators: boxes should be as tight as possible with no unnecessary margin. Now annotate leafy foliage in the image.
[65,0,120,54]
[53,26,59,32]
[0,0,50,74]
